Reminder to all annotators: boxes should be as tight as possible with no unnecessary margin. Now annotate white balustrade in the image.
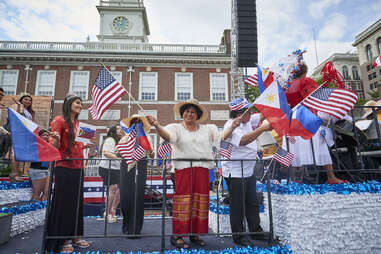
[0,41,226,55]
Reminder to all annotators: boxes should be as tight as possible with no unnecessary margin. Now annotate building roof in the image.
[353,18,381,46]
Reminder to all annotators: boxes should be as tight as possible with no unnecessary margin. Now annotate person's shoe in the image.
[170,236,189,249]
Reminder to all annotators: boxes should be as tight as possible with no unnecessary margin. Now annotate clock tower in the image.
[96,0,150,43]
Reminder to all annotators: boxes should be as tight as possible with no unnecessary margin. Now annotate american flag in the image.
[157,141,172,158]
[115,129,136,160]
[302,87,357,120]
[219,140,233,160]
[89,67,127,120]
[244,74,258,87]
[273,147,294,167]
[287,135,296,144]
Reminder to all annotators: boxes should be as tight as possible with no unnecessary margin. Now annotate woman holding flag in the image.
[46,93,95,253]
[146,98,240,249]
[118,114,154,238]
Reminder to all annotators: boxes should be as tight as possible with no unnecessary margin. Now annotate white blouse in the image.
[99,137,121,170]
[165,123,222,170]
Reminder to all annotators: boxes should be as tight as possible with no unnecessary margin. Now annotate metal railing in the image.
[0,41,227,55]
[41,157,275,253]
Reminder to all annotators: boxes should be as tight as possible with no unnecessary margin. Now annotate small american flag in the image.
[157,141,172,158]
[115,129,136,159]
[273,147,294,167]
[302,87,357,120]
[219,140,233,159]
[89,67,127,120]
[244,74,258,87]
[287,135,296,144]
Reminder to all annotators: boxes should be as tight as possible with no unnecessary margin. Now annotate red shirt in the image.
[50,116,84,169]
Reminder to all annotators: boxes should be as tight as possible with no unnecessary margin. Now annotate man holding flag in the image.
[222,98,272,246]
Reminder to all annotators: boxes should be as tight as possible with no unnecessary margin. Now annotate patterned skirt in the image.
[172,167,209,235]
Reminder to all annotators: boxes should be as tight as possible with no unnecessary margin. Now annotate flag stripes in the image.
[273,147,294,167]
[244,74,258,87]
[302,87,357,120]
[219,140,233,159]
[157,141,172,158]
[89,67,127,120]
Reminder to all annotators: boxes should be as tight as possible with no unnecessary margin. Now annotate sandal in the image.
[72,239,90,248]
[61,244,74,253]
[190,236,206,246]
[170,236,189,249]
[9,173,23,182]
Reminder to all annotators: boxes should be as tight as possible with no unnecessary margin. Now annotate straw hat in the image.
[121,114,151,132]
[173,98,208,123]
[362,100,381,119]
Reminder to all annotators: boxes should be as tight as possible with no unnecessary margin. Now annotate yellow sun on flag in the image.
[266,93,275,103]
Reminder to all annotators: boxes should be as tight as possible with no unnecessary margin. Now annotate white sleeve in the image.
[164,123,180,144]
[206,124,222,146]
[102,138,116,156]
[250,114,261,128]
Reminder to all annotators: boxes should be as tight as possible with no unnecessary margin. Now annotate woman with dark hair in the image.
[98,125,124,223]
[119,115,154,238]
[45,93,95,253]
[9,93,36,181]
[146,99,240,249]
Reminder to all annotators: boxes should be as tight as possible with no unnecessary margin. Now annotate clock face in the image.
[112,16,129,32]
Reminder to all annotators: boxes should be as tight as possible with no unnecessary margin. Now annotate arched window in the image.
[352,66,359,80]
[342,65,349,79]
[366,44,373,61]
[377,37,381,54]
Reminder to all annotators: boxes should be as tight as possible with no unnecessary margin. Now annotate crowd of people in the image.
[0,66,374,253]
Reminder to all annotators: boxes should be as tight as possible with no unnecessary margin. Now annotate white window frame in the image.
[69,71,90,100]
[175,72,193,101]
[210,73,228,101]
[0,69,19,95]
[139,72,158,101]
[35,70,56,96]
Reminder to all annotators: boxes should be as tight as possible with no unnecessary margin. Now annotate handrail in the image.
[0,41,227,55]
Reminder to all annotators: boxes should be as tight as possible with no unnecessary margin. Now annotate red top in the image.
[285,77,319,108]
[50,116,84,169]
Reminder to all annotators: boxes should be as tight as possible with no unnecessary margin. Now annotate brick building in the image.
[352,18,381,99]
[0,0,233,153]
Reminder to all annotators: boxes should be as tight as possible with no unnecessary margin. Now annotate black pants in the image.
[120,160,147,235]
[46,167,84,253]
[224,174,261,242]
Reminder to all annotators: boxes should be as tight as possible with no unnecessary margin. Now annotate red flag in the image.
[89,67,127,120]
[372,55,381,68]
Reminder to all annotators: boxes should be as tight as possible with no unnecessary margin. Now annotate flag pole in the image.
[97,60,148,115]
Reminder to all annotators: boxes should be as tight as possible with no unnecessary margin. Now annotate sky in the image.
[0,0,380,75]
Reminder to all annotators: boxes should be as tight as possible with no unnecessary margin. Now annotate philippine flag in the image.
[257,65,275,94]
[254,80,292,136]
[8,108,61,162]
[288,105,322,140]
[136,122,151,151]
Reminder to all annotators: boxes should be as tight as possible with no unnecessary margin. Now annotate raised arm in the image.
[146,115,171,142]
[239,121,273,146]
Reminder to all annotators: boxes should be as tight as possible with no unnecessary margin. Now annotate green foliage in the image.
[247,86,259,102]
[0,163,11,177]
[367,90,379,99]
[355,98,367,106]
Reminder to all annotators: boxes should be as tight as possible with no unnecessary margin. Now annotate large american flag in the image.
[302,87,357,120]
[157,141,172,158]
[89,67,127,120]
[273,147,294,167]
[219,140,233,160]
[244,74,258,87]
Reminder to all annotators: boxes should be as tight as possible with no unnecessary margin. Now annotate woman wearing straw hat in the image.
[146,98,240,249]
[118,114,154,238]
[9,93,35,182]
